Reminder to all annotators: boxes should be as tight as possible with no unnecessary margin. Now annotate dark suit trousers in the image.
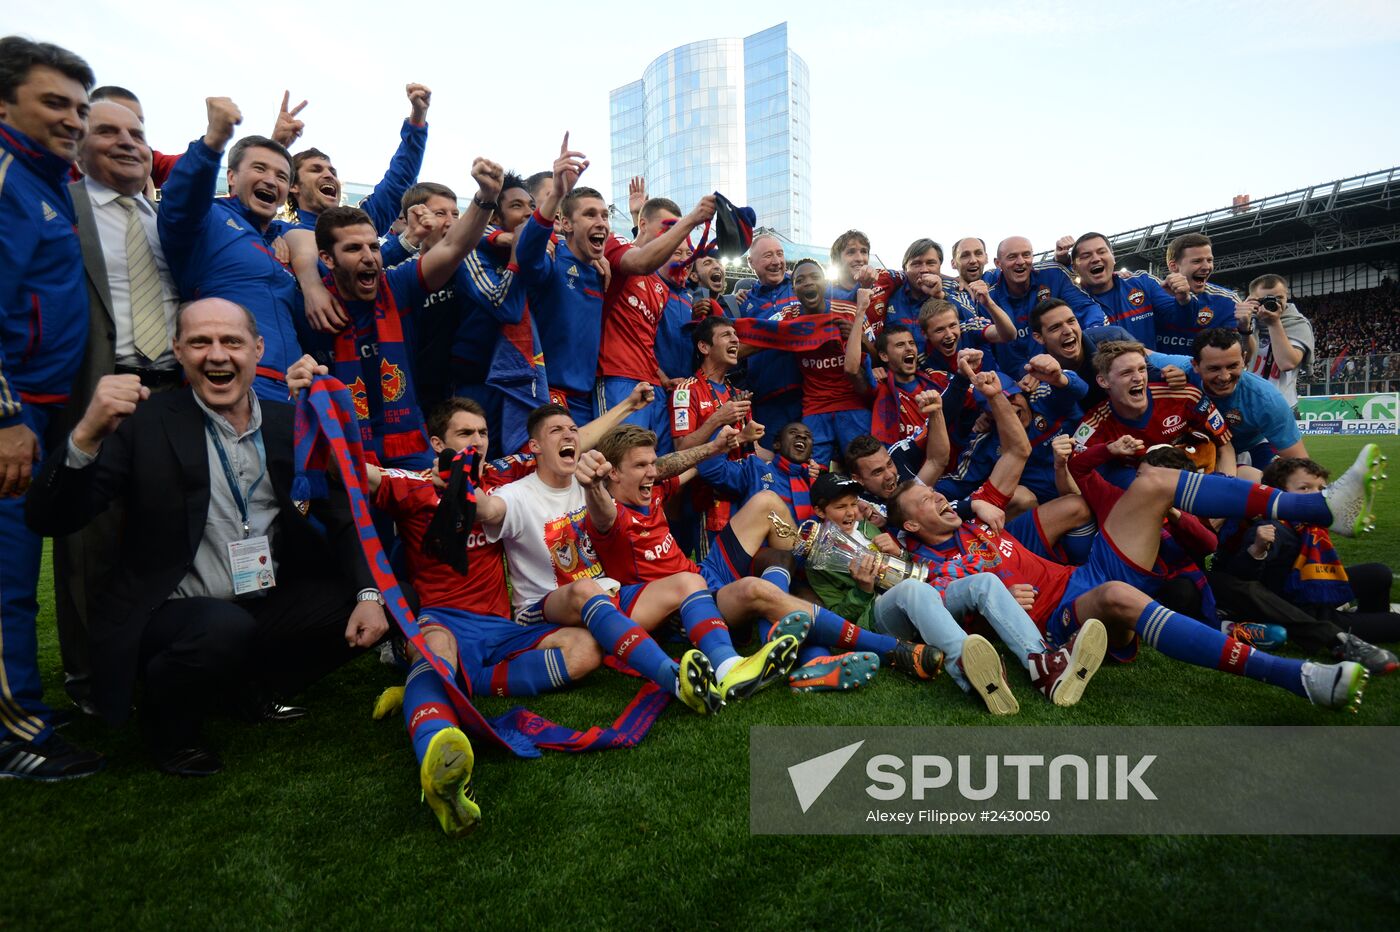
[137,577,357,751]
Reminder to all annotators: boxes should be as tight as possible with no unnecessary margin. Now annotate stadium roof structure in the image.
[1036,167,1400,289]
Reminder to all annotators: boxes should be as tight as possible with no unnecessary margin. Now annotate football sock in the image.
[1136,600,1306,697]
[581,594,678,692]
[810,605,897,658]
[754,566,793,644]
[469,648,573,698]
[1060,521,1098,564]
[679,590,738,675]
[403,659,459,765]
[1173,471,1331,525]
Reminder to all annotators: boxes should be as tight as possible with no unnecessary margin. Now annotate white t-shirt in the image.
[486,473,605,620]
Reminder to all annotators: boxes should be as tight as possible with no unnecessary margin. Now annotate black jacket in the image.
[26,387,372,724]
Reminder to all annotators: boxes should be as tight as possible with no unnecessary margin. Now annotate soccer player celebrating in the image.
[300,156,503,469]
[885,441,1386,711]
[847,322,946,445]
[1067,231,1191,347]
[472,404,733,716]
[986,236,1106,375]
[579,428,823,701]
[807,474,1108,712]
[765,258,873,466]
[1072,341,1235,486]
[1158,233,1249,354]
[670,316,760,551]
[1153,329,1309,472]
[516,136,611,426]
[597,183,717,450]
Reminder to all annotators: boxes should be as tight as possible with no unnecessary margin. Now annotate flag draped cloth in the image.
[292,376,670,756]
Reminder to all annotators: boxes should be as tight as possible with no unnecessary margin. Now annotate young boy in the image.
[1218,456,1398,673]
[805,474,1107,712]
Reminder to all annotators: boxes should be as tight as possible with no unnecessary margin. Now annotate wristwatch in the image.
[472,195,498,211]
[356,588,385,606]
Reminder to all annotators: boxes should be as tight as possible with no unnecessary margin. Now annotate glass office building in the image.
[609,22,811,244]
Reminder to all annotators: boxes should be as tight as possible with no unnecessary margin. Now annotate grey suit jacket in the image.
[64,179,120,434]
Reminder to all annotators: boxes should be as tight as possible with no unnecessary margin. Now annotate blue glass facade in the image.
[609,22,811,243]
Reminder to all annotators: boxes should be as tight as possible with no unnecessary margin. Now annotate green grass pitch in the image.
[4,435,1398,929]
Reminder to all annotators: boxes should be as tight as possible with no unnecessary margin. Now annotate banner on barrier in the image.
[1295,393,1399,435]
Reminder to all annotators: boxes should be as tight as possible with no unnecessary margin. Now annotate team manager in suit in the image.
[27,296,388,776]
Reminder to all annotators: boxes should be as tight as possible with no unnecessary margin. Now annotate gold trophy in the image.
[769,513,931,591]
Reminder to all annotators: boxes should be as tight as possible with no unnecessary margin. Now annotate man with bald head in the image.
[736,232,802,447]
[53,99,182,715]
[28,298,388,776]
[986,235,1105,375]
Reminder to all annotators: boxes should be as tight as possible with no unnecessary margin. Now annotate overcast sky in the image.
[11,0,1400,268]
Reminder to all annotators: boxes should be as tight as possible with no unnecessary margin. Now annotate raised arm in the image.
[973,369,1030,498]
[417,157,503,292]
[356,85,431,235]
[615,195,717,277]
[963,280,1017,343]
[158,97,243,276]
[580,382,655,451]
[844,288,873,390]
[576,449,618,534]
[655,425,737,481]
[916,390,951,485]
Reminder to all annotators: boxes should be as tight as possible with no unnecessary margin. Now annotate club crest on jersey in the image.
[1128,289,1146,308]
[381,358,407,402]
[349,376,370,420]
[1037,285,1052,302]
[1196,307,1214,326]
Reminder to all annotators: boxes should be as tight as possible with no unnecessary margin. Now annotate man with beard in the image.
[1068,232,1190,347]
[1153,329,1308,471]
[846,322,947,445]
[159,97,302,401]
[736,233,801,444]
[299,157,502,470]
[986,236,1105,376]
[516,136,611,426]
[1158,233,1249,355]
[670,316,762,552]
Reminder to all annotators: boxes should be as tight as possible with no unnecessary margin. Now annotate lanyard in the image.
[205,418,267,538]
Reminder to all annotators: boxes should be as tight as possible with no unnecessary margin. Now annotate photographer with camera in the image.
[1243,274,1315,407]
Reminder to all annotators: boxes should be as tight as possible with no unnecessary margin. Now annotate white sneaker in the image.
[1323,444,1386,537]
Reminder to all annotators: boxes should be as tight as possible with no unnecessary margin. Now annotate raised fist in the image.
[204,97,243,151]
[576,449,611,487]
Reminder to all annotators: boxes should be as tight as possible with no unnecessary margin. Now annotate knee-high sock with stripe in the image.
[1059,521,1098,564]
[1174,472,1332,525]
[404,658,461,764]
[754,566,791,644]
[1136,600,1307,697]
[469,648,573,698]
[679,590,739,677]
[809,605,899,661]
[582,594,679,693]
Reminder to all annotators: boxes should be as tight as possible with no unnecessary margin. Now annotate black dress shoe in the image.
[156,747,223,777]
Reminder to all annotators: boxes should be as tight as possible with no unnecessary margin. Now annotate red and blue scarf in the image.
[1285,523,1354,606]
[871,370,947,445]
[293,376,669,756]
[323,273,429,467]
[775,454,817,521]
[733,312,844,352]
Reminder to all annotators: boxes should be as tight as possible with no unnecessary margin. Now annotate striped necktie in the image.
[116,195,169,363]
